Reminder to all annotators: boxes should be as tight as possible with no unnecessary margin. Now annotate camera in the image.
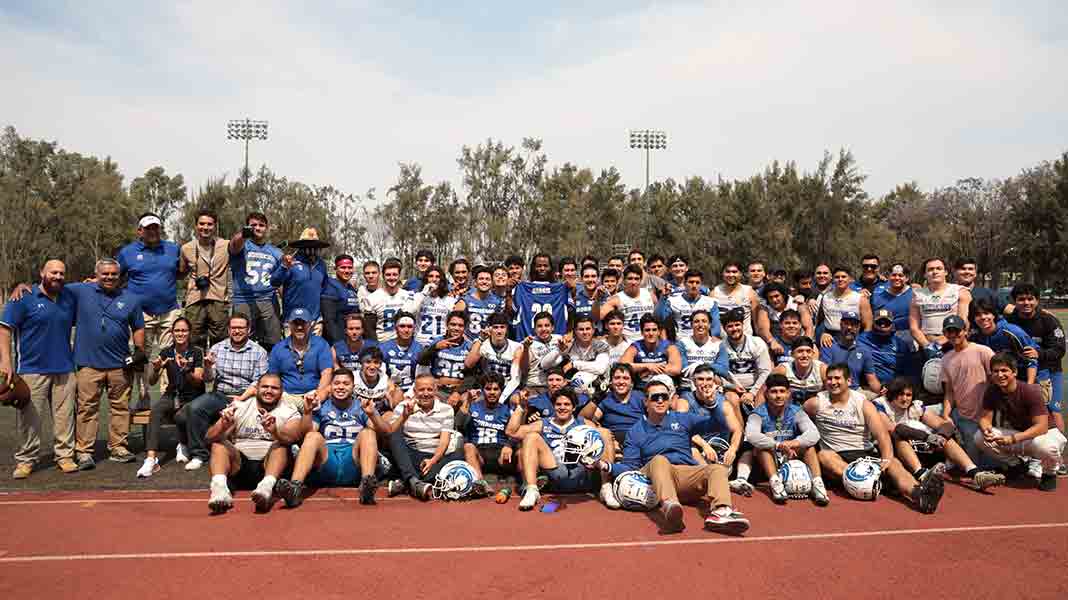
[242,225,254,238]
[195,275,211,290]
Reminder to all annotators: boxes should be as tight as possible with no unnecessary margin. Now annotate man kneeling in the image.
[206,373,301,514]
[275,367,394,509]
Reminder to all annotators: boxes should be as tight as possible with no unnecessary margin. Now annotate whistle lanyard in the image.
[195,240,215,276]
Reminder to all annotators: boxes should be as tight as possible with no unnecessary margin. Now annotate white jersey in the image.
[231,399,299,461]
[353,369,390,412]
[525,334,563,387]
[812,390,872,453]
[606,337,631,365]
[479,339,521,380]
[872,397,928,427]
[819,289,862,332]
[411,292,459,345]
[724,335,771,391]
[360,287,417,342]
[616,289,656,343]
[678,336,723,389]
[762,297,799,340]
[665,293,718,340]
[357,284,377,305]
[783,359,825,400]
[712,284,755,336]
[913,284,963,336]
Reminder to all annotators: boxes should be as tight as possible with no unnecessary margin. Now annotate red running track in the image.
[1,481,1067,600]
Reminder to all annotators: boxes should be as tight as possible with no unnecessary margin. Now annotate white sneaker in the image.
[600,482,621,509]
[729,478,754,497]
[1027,458,1043,480]
[136,457,159,479]
[175,444,190,464]
[518,486,540,511]
[769,475,787,504]
[251,479,274,513]
[185,457,203,471]
[810,477,830,506]
[208,481,233,514]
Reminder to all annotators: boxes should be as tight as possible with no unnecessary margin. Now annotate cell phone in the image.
[242,225,254,238]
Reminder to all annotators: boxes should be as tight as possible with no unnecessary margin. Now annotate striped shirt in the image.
[209,339,269,396]
[391,399,456,454]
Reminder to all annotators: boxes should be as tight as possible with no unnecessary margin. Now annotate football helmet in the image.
[432,460,477,501]
[777,459,813,499]
[843,456,883,501]
[921,358,943,395]
[612,470,659,511]
[702,435,732,464]
[901,419,937,454]
[562,425,606,467]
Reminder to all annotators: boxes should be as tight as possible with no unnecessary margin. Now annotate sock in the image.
[211,474,227,486]
[260,475,277,489]
[736,463,752,481]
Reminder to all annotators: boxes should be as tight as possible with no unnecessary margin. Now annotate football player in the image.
[621,315,682,388]
[465,312,522,400]
[463,265,504,341]
[537,315,610,395]
[602,309,632,365]
[378,313,422,395]
[711,261,760,337]
[816,266,872,347]
[361,258,418,342]
[755,282,814,358]
[332,313,379,371]
[594,264,657,343]
[417,310,473,406]
[519,312,565,394]
[676,310,731,402]
[721,308,773,424]
[403,249,435,292]
[770,337,827,405]
[579,363,646,445]
[658,269,720,341]
[910,257,972,355]
[456,373,517,496]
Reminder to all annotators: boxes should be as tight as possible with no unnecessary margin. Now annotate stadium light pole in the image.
[226,119,269,188]
[628,129,667,190]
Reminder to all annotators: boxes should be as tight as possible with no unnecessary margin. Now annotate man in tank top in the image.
[711,261,760,337]
[909,257,972,352]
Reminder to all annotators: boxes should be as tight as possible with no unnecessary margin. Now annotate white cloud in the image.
[1,0,1065,213]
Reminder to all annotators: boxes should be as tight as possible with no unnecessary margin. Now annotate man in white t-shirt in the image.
[206,373,302,514]
[386,374,465,500]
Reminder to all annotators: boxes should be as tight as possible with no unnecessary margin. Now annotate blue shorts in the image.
[542,463,593,493]
[309,443,361,486]
[1043,372,1063,414]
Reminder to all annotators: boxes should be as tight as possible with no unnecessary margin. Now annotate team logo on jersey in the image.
[35,302,45,311]
[136,254,143,260]
[1056,328,1064,339]
[671,422,681,431]
[472,411,480,419]
[117,302,125,309]
[855,352,863,360]
[484,414,494,421]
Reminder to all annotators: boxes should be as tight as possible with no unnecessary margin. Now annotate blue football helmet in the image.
[432,460,477,501]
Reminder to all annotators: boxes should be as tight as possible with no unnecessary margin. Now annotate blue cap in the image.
[841,310,861,322]
[288,307,312,323]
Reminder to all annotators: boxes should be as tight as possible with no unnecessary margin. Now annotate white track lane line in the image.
[1,522,1065,563]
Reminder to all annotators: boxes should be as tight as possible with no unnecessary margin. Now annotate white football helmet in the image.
[612,470,659,512]
[777,459,813,499]
[922,358,943,395]
[562,425,606,467]
[702,435,732,464]
[843,456,883,501]
[432,460,477,501]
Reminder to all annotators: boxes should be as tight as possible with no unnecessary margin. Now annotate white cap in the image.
[138,215,162,228]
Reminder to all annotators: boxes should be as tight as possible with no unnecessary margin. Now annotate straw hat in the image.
[287,227,331,249]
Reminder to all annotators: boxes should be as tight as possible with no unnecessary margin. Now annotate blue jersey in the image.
[752,402,804,443]
[628,339,672,384]
[541,416,587,462]
[428,336,473,379]
[379,339,422,392]
[230,240,283,304]
[574,287,595,321]
[657,292,721,340]
[819,341,875,390]
[511,281,569,341]
[596,390,647,435]
[870,286,913,332]
[332,339,379,371]
[116,240,181,315]
[313,398,370,445]
[321,278,361,315]
[856,331,910,385]
[271,256,327,322]
[463,292,504,341]
[465,400,512,446]
[529,391,590,419]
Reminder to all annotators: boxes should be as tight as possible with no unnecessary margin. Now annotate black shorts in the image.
[232,455,267,489]
[835,448,880,464]
[475,444,516,475]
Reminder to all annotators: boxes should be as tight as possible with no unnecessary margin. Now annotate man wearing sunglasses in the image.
[850,254,887,297]
[589,380,751,535]
[267,308,333,413]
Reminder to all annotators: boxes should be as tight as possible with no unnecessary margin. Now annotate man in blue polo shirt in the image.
[0,260,78,478]
[268,308,333,412]
[857,309,912,389]
[819,311,882,397]
[271,228,329,331]
[68,259,147,469]
[589,379,750,535]
[117,212,184,406]
[229,211,284,352]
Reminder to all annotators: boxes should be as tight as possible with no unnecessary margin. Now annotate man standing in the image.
[463,265,504,341]
[850,254,887,296]
[940,315,994,465]
[953,257,999,310]
[658,269,720,342]
[910,257,971,354]
[0,260,78,478]
[271,228,330,328]
[229,212,284,352]
[747,261,767,296]
[404,249,436,292]
[185,314,268,470]
[711,262,760,337]
[361,258,417,342]
[320,254,362,345]
[870,263,914,335]
[595,265,657,343]
[180,209,229,349]
[69,259,146,468]
[816,266,871,347]
[117,212,183,405]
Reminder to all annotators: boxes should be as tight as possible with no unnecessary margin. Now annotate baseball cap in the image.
[722,307,746,324]
[873,309,894,324]
[770,266,787,276]
[841,310,861,322]
[138,214,162,228]
[288,307,312,323]
[647,374,675,395]
[942,315,966,332]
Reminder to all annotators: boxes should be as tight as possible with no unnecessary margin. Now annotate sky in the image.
[2,1,1066,204]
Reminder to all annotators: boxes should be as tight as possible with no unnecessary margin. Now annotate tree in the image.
[129,166,187,232]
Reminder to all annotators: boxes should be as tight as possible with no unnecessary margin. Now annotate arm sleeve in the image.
[539,348,564,369]
[500,362,522,403]
[793,410,821,448]
[711,346,732,379]
[749,341,773,393]
[709,305,722,339]
[745,413,776,450]
[573,351,609,375]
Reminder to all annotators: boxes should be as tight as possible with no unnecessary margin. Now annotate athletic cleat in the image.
[914,462,945,514]
[136,457,160,478]
[208,481,233,514]
[411,481,432,501]
[251,479,275,513]
[600,482,621,509]
[729,478,754,497]
[387,479,407,497]
[359,475,378,505]
[661,500,685,534]
[971,470,1005,491]
[518,485,540,511]
[810,477,830,506]
[275,479,305,509]
[768,475,787,504]
[704,509,751,535]
[1038,474,1057,492]
[184,457,204,471]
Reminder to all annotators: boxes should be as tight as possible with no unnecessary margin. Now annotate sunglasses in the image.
[650,393,670,403]
[862,264,879,270]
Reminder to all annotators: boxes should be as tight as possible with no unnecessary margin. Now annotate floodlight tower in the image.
[628,129,667,190]
[226,119,269,188]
